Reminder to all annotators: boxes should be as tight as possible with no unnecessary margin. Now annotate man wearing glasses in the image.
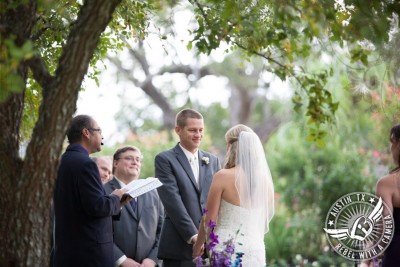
[52,115,129,267]
[104,146,164,267]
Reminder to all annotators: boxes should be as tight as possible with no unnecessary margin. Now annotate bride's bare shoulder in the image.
[377,172,400,188]
[214,168,235,180]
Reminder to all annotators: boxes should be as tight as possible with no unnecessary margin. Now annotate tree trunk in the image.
[229,84,254,126]
[0,0,121,266]
[0,1,37,265]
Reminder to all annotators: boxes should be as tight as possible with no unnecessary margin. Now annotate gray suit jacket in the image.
[104,177,164,265]
[155,143,220,261]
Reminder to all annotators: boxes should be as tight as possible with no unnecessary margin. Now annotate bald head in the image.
[93,156,112,184]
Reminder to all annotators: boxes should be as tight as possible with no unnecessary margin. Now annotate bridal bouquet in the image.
[194,217,244,267]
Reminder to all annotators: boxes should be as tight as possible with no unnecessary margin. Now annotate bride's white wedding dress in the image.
[214,199,266,267]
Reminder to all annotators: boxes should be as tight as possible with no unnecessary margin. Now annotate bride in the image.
[192,124,274,266]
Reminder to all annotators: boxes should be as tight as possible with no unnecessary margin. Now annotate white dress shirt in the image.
[179,144,199,186]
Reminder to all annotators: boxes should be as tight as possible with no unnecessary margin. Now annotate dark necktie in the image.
[130,198,136,212]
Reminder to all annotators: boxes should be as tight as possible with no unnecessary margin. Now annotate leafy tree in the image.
[0,0,154,265]
[188,0,400,138]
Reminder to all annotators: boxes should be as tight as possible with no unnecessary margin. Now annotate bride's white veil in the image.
[234,129,274,234]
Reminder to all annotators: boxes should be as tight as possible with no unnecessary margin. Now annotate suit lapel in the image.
[137,195,143,219]
[198,151,205,191]
[109,178,121,191]
[174,145,200,192]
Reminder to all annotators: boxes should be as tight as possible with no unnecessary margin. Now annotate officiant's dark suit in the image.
[104,146,164,267]
[155,109,220,267]
[52,115,125,267]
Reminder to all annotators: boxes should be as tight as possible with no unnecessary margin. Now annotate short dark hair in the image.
[175,109,203,128]
[390,124,400,143]
[390,124,400,170]
[67,115,93,144]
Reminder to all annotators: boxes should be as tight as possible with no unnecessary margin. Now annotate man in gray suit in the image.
[155,109,220,267]
[104,146,164,267]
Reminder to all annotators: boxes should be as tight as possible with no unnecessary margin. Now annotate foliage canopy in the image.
[188,0,400,139]
[2,0,400,140]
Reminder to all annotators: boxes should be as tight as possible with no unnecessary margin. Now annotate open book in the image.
[120,177,163,202]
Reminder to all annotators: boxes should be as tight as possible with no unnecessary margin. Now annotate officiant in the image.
[104,146,164,267]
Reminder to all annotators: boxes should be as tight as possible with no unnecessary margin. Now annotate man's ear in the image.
[81,128,90,139]
[113,160,118,169]
[175,126,181,135]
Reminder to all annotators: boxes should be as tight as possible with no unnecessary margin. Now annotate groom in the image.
[155,108,220,267]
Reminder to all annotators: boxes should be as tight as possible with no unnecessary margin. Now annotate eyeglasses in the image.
[88,128,102,134]
[118,156,142,163]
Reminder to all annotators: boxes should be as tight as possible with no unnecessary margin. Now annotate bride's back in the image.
[389,171,400,207]
[218,167,241,207]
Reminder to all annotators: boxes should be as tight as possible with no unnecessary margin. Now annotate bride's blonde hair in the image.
[223,124,254,169]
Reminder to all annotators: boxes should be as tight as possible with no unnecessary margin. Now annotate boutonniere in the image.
[202,156,210,165]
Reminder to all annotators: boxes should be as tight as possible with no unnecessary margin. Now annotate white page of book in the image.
[122,177,162,199]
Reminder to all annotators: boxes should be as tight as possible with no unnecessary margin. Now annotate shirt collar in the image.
[179,143,198,161]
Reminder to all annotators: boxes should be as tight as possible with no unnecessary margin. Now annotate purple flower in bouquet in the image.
[194,256,204,267]
[223,240,235,255]
[207,231,219,251]
[232,253,244,267]
[194,217,244,267]
[208,219,217,228]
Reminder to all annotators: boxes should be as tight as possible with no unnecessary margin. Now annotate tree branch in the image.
[233,41,289,70]
[108,56,175,129]
[26,56,54,90]
[127,40,151,76]
[193,0,208,20]
[158,64,212,77]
